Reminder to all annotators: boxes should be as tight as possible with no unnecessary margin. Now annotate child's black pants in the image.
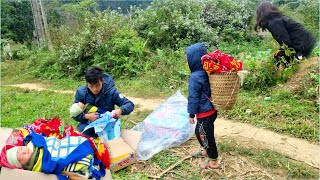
[195,111,218,159]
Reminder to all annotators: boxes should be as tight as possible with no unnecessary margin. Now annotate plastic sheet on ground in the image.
[132,90,195,160]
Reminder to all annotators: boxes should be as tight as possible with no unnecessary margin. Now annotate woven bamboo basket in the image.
[208,72,240,110]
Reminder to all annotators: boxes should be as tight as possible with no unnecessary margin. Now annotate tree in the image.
[1,0,34,44]
[30,0,53,51]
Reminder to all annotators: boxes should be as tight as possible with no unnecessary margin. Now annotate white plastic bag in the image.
[132,90,195,160]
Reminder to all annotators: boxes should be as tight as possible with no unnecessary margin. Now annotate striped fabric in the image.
[63,154,93,177]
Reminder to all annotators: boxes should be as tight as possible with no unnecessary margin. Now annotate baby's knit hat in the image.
[70,103,84,117]
[6,147,22,167]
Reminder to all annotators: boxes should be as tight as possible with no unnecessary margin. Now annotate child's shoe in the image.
[192,150,207,158]
[200,158,220,169]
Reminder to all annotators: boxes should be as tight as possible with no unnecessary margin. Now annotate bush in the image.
[27,50,61,79]
[11,45,32,61]
[58,10,126,78]
[240,49,280,90]
[93,28,151,78]
[132,48,188,91]
[131,0,219,49]
[202,0,256,42]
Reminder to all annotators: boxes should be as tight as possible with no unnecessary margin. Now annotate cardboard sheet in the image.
[106,129,142,172]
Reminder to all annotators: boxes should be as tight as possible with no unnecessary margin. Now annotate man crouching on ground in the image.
[72,66,134,137]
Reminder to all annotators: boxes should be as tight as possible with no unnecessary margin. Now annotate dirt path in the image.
[7,83,164,111]
[5,83,319,169]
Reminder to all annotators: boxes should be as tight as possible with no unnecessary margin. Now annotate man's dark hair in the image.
[85,66,104,84]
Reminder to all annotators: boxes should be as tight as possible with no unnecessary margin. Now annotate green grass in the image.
[1,60,35,84]
[1,60,319,142]
[1,61,318,179]
[1,86,75,127]
[220,90,319,142]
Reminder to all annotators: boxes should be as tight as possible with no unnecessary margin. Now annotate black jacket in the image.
[266,15,316,57]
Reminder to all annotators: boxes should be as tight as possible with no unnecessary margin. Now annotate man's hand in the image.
[85,112,98,122]
[189,117,195,124]
[113,109,122,119]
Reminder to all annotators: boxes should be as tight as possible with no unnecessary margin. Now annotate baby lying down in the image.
[5,133,105,180]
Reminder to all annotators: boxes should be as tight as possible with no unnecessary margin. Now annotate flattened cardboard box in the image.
[106,129,142,172]
[0,127,112,180]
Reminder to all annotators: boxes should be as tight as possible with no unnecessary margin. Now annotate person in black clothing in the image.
[254,1,316,68]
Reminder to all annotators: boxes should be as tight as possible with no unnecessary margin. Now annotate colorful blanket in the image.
[0,117,110,179]
[24,132,106,180]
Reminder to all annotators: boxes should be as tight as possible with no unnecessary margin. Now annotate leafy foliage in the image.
[202,0,256,42]
[57,10,145,78]
[27,49,61,79]
[3,0,318,93]
[94,28,150,78]
[131,0,219,49]
[239,49,280,90]
[45,0,97,49]
[1,0,33,44]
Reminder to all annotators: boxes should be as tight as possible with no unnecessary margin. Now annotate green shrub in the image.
[202,0,257,42]
[144,48,188,90]
[131,0,219,49]
[93,28,151,78]
[57,10,126,78]
[11,45,32,61]
[240,49,279,90]
[27,50,61,79]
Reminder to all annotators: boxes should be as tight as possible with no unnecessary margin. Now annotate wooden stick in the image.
[158,155,192,177]
[148,155,192,179]
[128,119,137,125]
[147,175,160,179]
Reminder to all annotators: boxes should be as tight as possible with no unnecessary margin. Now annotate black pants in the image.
[195,111,218,159]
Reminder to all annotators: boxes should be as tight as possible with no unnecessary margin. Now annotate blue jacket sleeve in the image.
[187,76,202,117]
[72,88,88,123]
[112,89,134,115]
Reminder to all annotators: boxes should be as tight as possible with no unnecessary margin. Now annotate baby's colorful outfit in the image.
[23,133,105,180]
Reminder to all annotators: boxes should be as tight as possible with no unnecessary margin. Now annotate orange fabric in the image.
[201,50,242,74]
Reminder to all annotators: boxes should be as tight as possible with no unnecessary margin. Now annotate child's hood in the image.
[186,43,207,73]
